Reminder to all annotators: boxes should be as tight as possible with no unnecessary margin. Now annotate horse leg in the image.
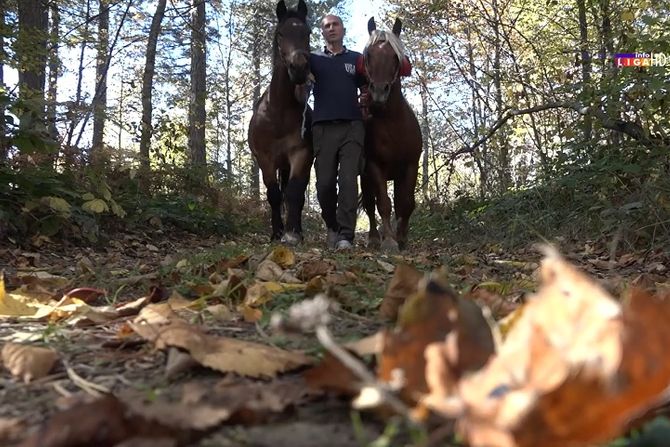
[361,170,380,248]
[369,164,398,252]
[283,150,312,245]
[394,165,418,250]
[262,168,283,241]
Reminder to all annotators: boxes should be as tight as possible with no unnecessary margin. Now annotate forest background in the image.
[1,0,669,251]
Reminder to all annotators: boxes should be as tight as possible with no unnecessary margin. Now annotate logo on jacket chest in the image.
[344,63,355,75]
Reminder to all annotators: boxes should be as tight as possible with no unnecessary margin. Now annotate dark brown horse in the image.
[361,17,422,251]
[248,0,312,245]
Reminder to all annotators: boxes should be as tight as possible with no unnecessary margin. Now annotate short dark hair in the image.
[320,14,343,29]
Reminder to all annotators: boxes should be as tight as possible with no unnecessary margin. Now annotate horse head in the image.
[365,17,404,105]
[274,0,310,85]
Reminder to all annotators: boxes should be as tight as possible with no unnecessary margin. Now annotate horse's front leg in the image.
[361,170,380,248]
[369,163,398,252]
[282,148,312,245]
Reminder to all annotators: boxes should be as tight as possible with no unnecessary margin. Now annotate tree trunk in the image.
[139,0,167,191]
[249,8,261,199]
[64,0,90,162]
[577,0,593,143]
[46,1,60,144]
[0,0,7,160]
[17,0,48,145]
[91,0,109,161]
[188,0,207,169]
[17,0,48,102]
[492,0,510,194]
[466,24,487,200]
[418,70,430,201]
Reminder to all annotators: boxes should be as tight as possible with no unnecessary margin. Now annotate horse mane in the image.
[272,11,308,68]
[364,29,406,62]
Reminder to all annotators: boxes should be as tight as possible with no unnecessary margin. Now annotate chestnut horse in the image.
[361,17,422,250]
[248,0,312,245]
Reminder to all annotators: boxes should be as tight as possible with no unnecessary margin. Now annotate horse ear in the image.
[392,18,402,36]
[367,17,376,35]
[276,0,287,21]
[297,0,308,21]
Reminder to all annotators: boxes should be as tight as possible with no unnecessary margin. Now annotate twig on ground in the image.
[63,361,110,397]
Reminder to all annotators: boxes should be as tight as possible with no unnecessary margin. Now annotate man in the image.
[310,14,366,251]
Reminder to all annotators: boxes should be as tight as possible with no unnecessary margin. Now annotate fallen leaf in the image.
[297,260,334,281]
[379,274,494,403]
[377,259,395,273]
[2,342,59,383]
[239,304,263,322]
[379,263,423,321]
[255,260,301,283]
[269,245,296,268]
[130,310,311,378]
[0,417,24,445]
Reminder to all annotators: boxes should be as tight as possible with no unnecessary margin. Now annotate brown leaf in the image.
[438,251,670,447]
[130,310,311,378]
[0,417,24,445]
[20,395,136,447]
[379,263,423,321]
[296,259,335,281]
[180,376,317,425]
[19,393,223,447]
[304,352,363,396]
[2,343,58,383]
[379,274,494,403]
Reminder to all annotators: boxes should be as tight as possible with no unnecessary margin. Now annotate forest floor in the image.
[0,223,669,447]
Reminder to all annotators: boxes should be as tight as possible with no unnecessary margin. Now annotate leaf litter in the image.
[1,232,670,446]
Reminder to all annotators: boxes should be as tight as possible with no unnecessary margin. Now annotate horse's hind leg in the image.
[361,171,380,248]
[394,165,418,250]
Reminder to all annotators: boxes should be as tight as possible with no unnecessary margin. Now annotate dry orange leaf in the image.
[268,245,296,268]
[379,263,423,321]
[1,342,59,383]
[379,274,494,403]
[426,250,670,447]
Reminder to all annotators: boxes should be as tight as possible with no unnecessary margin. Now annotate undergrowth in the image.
[411,161,670,252]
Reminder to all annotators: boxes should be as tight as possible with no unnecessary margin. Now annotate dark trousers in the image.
[313,120,364,242]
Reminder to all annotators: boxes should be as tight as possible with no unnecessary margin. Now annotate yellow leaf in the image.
[621,10,635,21]
[0,278,39,317]
[41,196,71,216]
[497,303,525,339]
[82,199,109,214]
[262,281,306,293]
[269,246,295,268]
[81,193,95,201]
[244,283,272,307]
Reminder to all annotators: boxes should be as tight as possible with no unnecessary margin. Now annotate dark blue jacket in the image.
[310,47,365,123]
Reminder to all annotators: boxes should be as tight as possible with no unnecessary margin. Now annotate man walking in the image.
[310,14,366,251]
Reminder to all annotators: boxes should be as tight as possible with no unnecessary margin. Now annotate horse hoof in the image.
[280,232,301,246]
[381,238,399,253]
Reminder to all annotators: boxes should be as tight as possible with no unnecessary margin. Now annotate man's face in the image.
[321,15,344,44]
